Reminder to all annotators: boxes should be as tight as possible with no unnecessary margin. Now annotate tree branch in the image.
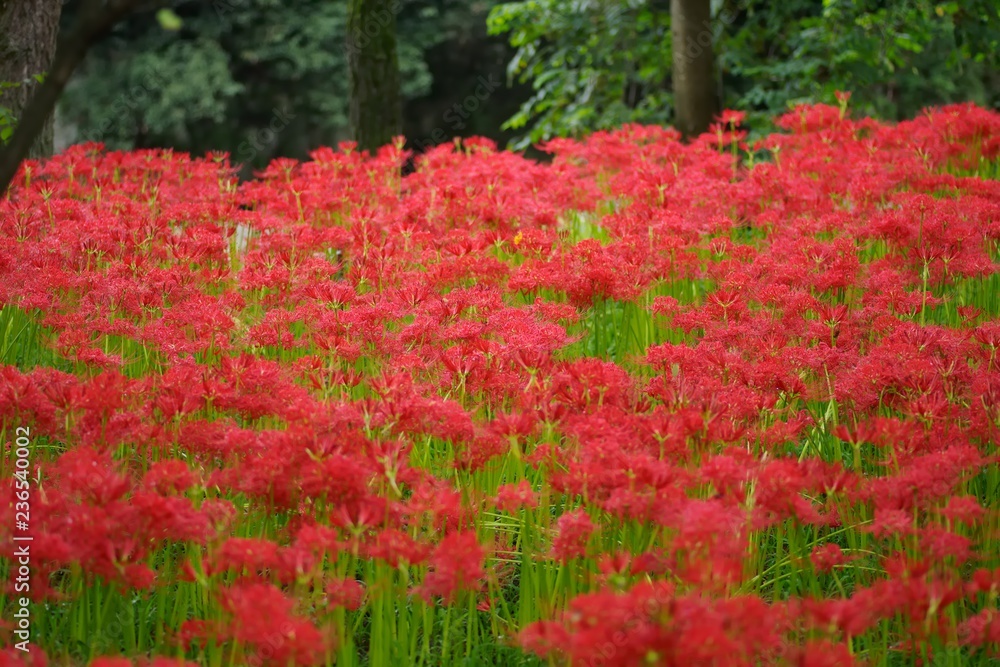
[0,0,156,196]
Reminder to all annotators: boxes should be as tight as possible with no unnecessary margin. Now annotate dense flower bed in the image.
[1,102,999,666]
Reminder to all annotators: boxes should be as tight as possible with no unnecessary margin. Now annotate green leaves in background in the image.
[54,0,1000,157]
[0,106,14,144]
[155,8,183,31]
[58,0,475,168]
[489,0,672,150]
[490,0,1000,145]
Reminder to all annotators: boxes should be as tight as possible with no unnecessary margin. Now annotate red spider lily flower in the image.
[415,530,486,605]
[958,609,1000,650]
[967,567,1000,597]
[177,619,226,650]
[139,460,199,496]
[810,543,851,574]
[752,459,831,528]
[522,583,792,666]
[495,480,538,513]
[918,526,974,564]
[129,492,212,544]
[326,577,366,611]
[198,499,237,533]
[518,621,572,662]
[328,496,393,540]
[121,563,156,590]
[220,583,329,665]
[364,528,430,568]
[405,479,476,533]
[718,109,747,127]
[550,509,596,563]
[0,646,48,667]
[668,499,747,591]
[868,508,918,538]
[209,537,280,577]
[2,102,1000,666]
[787,639,857,667]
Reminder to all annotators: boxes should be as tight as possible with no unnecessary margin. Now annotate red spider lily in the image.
[208,537,280,577]
[718,109,747,127]
[0,102,998,665]
[810,543,851,574]
[139,460,200,496]
[958,608,1000,650]
[326,577,366,611]
[219,582,329,665]
[494,480,538,514]
[522,582,794,667]
[550,509,596,563]
[89,658,201,667]
[363,528,430,568]
[786,639,857,667]
[0,646,48,667]
[415,530,486,605]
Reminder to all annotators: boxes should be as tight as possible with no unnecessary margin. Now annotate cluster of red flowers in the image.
[1,101,999,666]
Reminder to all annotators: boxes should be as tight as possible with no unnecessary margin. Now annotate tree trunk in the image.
[0,0,63,158]
[670,0,718,140]
[346,0,401,153]
[0,0,151,196]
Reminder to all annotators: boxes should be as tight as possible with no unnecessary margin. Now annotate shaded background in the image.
[52,0,999,175]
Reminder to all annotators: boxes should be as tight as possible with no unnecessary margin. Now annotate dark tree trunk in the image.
[0,0,153,196]
[670,0,718,140]
[0,0,63,158]
[347,0,401,153]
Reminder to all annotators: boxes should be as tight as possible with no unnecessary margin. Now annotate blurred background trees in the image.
[53,0,525,175]
[488,0,999,147]
[4,0,998,173]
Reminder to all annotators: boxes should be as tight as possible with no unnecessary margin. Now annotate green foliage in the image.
[155,7,183,31]
[0,79,22,145]
[59,0,473,166]
[488,0,672,150]
[50,0,1000,157]
[490,0,1000,144]
[723,0,1000,129]
[0,105,13,144]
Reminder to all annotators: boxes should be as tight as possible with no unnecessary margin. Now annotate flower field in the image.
[1,102,1000,666]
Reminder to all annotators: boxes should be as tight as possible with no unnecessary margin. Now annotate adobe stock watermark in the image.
[10,426,34,653]
[409,75,502,153]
